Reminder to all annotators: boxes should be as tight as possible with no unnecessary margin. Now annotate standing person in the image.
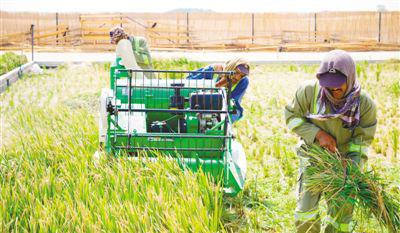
[284,50,377,233]
[187,58,250,123]
[109,26,153,70]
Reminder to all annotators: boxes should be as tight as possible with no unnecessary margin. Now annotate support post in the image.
[186,12,190,44]
[251,13,255,44]
[314,13,317,42]
[56,12,59,45]
[378,11,382,43]
[30,24,34,61]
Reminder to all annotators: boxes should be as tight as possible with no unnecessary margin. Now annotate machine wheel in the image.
[99,88,113,145]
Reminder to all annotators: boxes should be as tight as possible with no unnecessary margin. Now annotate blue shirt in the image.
[187,66,249,123]
[186,65,216,80]
[230,77,249,122]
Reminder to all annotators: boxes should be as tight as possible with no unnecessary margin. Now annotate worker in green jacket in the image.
[284,50,377,233]
[109,26,153,71]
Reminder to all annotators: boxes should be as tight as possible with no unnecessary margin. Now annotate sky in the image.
[1,0,399,13]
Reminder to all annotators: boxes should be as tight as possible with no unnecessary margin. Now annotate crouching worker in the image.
[109,26,153,71]
[187,58,250,123]
[284,50,377,233]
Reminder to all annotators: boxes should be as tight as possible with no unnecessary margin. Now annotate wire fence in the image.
[1,11,399,51]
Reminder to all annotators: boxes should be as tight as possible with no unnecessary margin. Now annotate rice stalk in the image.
[301,144,400,232]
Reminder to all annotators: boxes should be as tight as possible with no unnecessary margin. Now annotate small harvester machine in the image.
[98,59,246,195]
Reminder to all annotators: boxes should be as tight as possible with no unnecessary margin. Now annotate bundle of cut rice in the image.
[301,145,400,232]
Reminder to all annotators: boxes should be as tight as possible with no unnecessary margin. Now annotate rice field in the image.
[1,59,399,232]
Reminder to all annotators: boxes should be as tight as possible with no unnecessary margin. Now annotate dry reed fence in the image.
[1,11,399,52]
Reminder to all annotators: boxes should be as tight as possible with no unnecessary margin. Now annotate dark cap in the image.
[317,68,347,88]
[236,64,249,75]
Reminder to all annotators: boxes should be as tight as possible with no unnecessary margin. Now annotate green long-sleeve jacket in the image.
[128,36,153,69]
[284,80,377,157]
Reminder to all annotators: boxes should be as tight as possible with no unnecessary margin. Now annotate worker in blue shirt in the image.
[187,58,250,123]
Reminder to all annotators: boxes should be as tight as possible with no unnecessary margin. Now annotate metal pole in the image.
[314,13,317,42]
[251,13,255,44]
[56,12,59,45]
[378,11,382,43]
[30,24,34,61]
[186,12,190,44]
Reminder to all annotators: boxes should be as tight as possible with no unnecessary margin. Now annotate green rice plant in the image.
[1,59,399,232]
[0,52,28,75]
[149,58,205,79]
[383,59,400,72]
[152,57,205,71]
[356,61,369,80]
[390,81,400,98]
[1,63,224,232]
[391,129,399,158]
[299,64,318,74]
[289,64,298,72]
[356,63,362,78]
[375,63,382,82]
[301,145,400,232]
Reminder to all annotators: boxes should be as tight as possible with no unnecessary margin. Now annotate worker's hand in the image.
[216,77,227,87]
[315,130,338,153]
[232,73,242,84]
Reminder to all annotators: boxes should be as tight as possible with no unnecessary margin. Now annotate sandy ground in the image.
[2,51,399,65]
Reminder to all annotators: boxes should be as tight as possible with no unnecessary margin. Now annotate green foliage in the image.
[299,64,318,74]
[150,58,206,79]
[1,63,222,232]
[301,145,400,232]
[2,106,221,231]
[391,81,400,98]
[289,64,298,72]
[1,60,399,232]
[256,63,319,74]
[152,57,205,71]
[375,63,382,81]
[356,61,369,80]
[0,52,28,75]
[392,129,399,158]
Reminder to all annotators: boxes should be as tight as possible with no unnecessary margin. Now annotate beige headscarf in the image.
[215,58,249,87]
[223,57,250,73]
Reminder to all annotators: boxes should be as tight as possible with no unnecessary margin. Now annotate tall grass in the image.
[0,52,28,75]
[1,63,222,232]
[301,145,400,232]
[1,59,399,232]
